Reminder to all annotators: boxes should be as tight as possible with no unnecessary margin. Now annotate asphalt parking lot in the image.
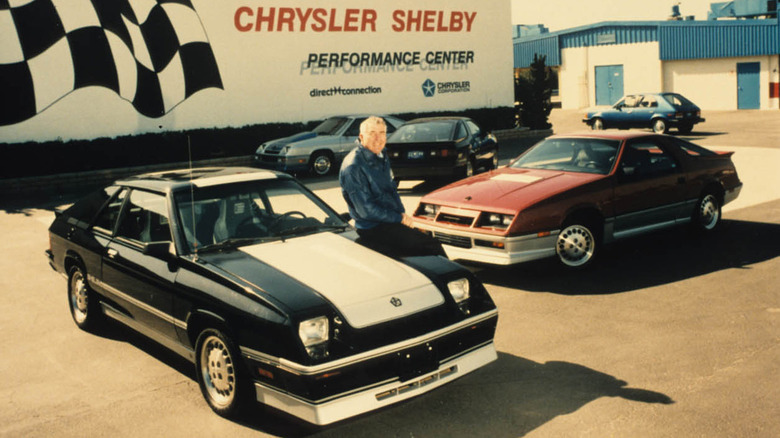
[1,108,778,437]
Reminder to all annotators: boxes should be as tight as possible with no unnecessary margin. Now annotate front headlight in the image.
[256,143,267,154]
[447,278,470,303]
[281,145,292,155]
[417,203,440,219]
[299,316,329,358]
[479,212,514,229]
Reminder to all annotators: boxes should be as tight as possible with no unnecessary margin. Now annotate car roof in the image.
[405,116,470,124]
[115,166,289,193]
[549,130,660,141]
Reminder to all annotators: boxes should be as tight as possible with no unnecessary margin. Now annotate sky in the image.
[511,0,718,31]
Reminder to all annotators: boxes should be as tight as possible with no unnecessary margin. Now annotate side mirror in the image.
[143,241,174,259]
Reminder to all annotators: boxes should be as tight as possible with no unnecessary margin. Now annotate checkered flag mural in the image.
[0,0,223,126]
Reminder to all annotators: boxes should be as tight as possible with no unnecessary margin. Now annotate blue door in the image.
[737,62,760,109]
[595,65,624,106]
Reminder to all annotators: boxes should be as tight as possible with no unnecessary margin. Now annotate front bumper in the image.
[414,221,558,265]
[254,153,310,173]
[240,309,498,425]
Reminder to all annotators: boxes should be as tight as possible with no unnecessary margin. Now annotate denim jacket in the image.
[339,144,405,229]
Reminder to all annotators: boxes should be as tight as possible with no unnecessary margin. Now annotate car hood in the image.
[422,167,605,212]
[210,232,445,328]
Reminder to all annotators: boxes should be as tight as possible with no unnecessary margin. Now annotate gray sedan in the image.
[254,115,405,176]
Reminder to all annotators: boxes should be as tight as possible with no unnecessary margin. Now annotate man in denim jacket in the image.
[339,116,445,258]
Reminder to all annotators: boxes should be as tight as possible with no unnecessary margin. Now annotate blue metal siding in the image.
[513,18,780,69]
[513,35,560,68]
[559,25,658,48]
[659,20,779,60]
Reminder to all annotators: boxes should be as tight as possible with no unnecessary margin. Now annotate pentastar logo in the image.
[422,79,436,97]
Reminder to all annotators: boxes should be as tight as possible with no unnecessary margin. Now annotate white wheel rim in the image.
[699,194,720,230]
[70,271,88,324]
[557,225,595,267]
[200,335,236,408]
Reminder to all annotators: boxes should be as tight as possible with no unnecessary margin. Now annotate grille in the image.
[436,213,474,226]
[435,232,472,248]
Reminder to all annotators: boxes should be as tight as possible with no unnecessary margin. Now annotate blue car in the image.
[582,93,705,134]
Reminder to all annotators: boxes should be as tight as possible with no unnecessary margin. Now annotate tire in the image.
[309,152,333,176]
[195,328,251,418]
[489,151,499,170]
[652,118,668,134]
[692,191,721,232]
[67,264,102,331]
[556,221,599,268]
[462,159,474,178]
[677,123,693,135]
[591,118,605,130]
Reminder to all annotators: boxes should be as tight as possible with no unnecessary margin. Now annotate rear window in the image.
[63,186,119,229]
[664,137,717,157]
[388,121,455,143]
[662,93,694,107]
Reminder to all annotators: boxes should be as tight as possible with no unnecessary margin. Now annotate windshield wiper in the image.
[274,224,348,239]
[196,236,275,253]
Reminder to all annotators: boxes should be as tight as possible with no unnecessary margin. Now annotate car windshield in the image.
[388,121,455,143]
[510,138,621,174]
[174,179,348,253]
[312,117,350,135]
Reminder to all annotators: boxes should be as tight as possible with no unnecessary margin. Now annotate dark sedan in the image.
[46,167,498,425]
[413,132,741,268]
[386,117,498,182]
[582,92,705,134]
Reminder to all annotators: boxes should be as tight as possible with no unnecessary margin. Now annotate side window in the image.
[455,122,468,141]
[465,120,482,137]
[343,118,364,137]
[621,139,679,178]
[622,95,639,108]
[116,190,171,244]
[93,188,128,235]
[639,95,658,108]
[383,118,398,134]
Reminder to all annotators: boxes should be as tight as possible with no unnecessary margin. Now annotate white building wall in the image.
[0,0,514,143]
[663,56,777,110]
[559,42,662,109]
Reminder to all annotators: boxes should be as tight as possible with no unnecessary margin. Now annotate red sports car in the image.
[413,132,742,268]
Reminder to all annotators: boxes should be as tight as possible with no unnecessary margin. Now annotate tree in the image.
[515,54,554,130]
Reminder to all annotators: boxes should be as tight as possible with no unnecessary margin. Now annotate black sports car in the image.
[386,117,498,181]
[46,167,498,425]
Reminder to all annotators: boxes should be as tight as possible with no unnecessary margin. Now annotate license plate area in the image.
[396,342,438,382]
[407,150,424,160]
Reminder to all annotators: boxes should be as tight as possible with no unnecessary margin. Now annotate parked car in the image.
[412,132,741,268]
[254,115,405,176]
[385,117,498,182]
[582,93,705,134]
[45,167,498,425]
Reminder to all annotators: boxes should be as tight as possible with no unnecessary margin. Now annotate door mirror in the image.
[143,241,173,259]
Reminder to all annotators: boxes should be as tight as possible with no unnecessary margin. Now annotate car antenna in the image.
[187,135,199,261]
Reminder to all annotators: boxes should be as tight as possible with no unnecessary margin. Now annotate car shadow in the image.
[89,318,673,437]
[244,353,672,437]
[474,218,780,295]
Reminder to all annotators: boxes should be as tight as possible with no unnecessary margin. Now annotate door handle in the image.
[107,248,118,259]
